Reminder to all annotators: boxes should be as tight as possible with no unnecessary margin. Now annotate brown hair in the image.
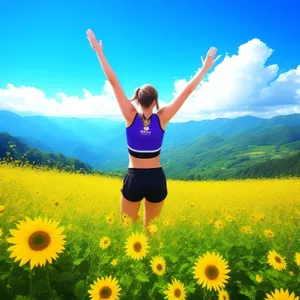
[130,84,159,110]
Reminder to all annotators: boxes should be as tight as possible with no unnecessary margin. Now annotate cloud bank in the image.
[1,38,300,122]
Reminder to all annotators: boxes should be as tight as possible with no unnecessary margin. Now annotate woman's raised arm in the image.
[86,29,136,120]
[158,47,221,124]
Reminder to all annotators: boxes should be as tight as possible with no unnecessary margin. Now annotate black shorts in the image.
[120,167,168,203]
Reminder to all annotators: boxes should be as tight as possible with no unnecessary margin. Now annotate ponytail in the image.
[130,87,140,102]
[156,100,160,110]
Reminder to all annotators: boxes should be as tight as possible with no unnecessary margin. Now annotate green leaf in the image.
[185,285,196,293]
[14,296,36,300]
[119,273,132,286]
[169,255,178,263]
[31,279,48,297]
[136,274,149,282]
[179,263,190,273]
[74,280,87,300]
[74,258,84,266]
[101,256,111,264]
[239,285,256,299]
[150,282,161,294]
[53,272,76,283]
[1,273,10,280]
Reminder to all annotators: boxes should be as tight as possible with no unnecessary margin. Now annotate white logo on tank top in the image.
[140,129,152,135]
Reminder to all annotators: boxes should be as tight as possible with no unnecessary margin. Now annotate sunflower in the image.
[264,288,299,300]
[150,256,166,276]
[122,218,132,228]
[295,252,300,266]
[122,213,129,220]
[106,216,114,225]
[225,215,234,222]
[7,217,66,269]
[214,220,224,231]
[111,259,118,267]
[147,224,158,235]
[88,275,121,300]
[251,213,265,222]
[163,220,170,226]
[218,290,230,300]
[267,250,287,271]
[208,217,215,224]
[193,251,230,292]
[99,237,111,249]
[8,216,16,223]
[240,226,253,234]
[264,229,275,239]
[124,232,149,260]
[256,274,263,283]
[164,278,186,300]
[0,205,5,214]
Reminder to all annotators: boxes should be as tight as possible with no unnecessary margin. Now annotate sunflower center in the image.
[174,288,181,297]
[275,256,282,263]
[28,231,51,251]
[156,264,163,271]
[99,286,112,299]
[223,296,226,300]
[205,264,219,280]
[133,242,142,252]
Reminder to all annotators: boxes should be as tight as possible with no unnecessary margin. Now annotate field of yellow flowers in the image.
[0,164,300,300]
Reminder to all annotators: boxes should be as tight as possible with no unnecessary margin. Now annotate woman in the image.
[86,29,219,228]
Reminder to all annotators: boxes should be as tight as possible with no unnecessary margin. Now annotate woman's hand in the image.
[201,47,221,70]
[86,29,103,53]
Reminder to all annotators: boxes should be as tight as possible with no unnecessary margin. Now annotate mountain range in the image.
[1,109,300,179]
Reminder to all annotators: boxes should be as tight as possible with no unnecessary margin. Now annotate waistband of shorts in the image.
[127,167,163,174]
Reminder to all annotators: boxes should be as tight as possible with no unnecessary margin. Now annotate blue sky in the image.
[0,0,300,121]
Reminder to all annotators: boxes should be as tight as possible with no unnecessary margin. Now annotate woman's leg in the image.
[120,194,142,223]
[144,199,164,228]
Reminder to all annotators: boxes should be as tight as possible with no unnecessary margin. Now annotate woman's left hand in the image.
[86,29,103,53]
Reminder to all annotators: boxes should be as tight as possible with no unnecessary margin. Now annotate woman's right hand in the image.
[86,29,103,52]
[201,47,221,70]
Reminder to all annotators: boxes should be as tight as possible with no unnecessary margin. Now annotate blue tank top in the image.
[126,113,165,158]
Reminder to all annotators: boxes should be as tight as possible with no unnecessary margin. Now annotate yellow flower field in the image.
[0,164,299,300]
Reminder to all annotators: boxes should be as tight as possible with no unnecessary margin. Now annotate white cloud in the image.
[172,38,300,121]
[0,38,300,122]
[0,82,124,121]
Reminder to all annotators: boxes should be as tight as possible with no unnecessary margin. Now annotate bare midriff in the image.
[128,155,162,168]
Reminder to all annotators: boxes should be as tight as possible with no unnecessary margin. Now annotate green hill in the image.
[0,132,95,174]
[161,125,300,180]
[232,151,300,179]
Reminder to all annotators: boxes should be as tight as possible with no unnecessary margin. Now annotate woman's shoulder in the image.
[126,110,139,129]
[155,112,166,132]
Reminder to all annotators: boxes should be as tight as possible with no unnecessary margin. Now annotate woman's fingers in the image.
[208,47,217,57]
[87,29,97,41]
[214,54,222,63]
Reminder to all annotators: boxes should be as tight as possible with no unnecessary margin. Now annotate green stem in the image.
[29,270,33,298]
[46,265,52,299]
